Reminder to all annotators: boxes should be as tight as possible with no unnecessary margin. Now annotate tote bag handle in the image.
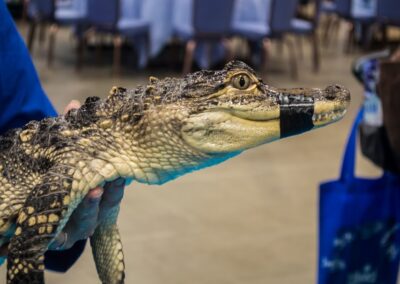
[340,108,364,182]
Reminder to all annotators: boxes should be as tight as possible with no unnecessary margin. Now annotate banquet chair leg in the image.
[183,40,196,75]
[141,32,151,68]
[381,24,388,46]
[323,15,336,46]
[77,28,95,70]
[296,36,304,60]
[286,37,298,80]
[205,42,212,69]
[47,24,58,67]
[76,37,86,72]
[332,17,341,46]
[322,15,331,46]
[22,0,28,23]
[95,34,104,65]
[39,22,47,47]
[113,35,123,76]
[345,23,354,54]
[276,39,284,58]
[27,21,37,52]
[311,31,320,73]
[145,33,150,58]
[262,38,271,72]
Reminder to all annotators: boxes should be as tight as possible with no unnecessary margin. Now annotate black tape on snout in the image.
[279,96,314,138]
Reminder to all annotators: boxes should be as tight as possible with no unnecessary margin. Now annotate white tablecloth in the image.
[351,0,377,18]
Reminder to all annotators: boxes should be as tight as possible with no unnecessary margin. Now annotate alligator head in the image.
[80,61,350,184]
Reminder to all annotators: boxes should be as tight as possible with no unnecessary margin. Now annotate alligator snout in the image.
[275,84,351,138]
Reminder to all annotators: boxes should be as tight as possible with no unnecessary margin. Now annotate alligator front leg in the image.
[90,207,125,284]
[7,241,46,284]
[7,167,73,284]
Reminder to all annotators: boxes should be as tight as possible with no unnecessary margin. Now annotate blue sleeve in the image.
[0,1,57,134]
[0,2,86,273]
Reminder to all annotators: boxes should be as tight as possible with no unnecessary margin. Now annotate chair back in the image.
[334,0,351,17]
[192,0,235,36]
[86,0,120,29]
[27,0,55,20]
[269,0,299,34]
[377,0,400,25]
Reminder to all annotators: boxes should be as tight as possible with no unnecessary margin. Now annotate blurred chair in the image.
[86,0,150,75]
[174,0,236,74]
[47,0,88,67]
[290,0,322,73]
[26,0,55,53]
[377,0,400,26]
[320,0,341,45]
[233,0,300,79]
[334,0,350,17]
[375,0,400,45]
[334,0,377,52]
[335,0,377,19]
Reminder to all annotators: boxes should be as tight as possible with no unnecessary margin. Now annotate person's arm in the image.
[0,1,57,133]
[0,2,126,273]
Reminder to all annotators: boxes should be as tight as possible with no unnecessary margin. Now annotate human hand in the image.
[48,100,126,250]
[49,178,125,250]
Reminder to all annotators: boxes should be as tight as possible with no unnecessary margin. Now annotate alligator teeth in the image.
[312,109,346,123]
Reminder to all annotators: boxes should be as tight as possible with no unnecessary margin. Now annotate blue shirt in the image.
[0,1,85,272]
[0,2,56,132]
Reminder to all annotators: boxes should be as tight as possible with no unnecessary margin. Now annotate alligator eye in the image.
[232,74,251,90]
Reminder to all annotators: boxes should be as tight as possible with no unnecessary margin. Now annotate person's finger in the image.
[49,187,104,250]
[67,187,104,241]
[86,186,105,199]
[97,178,125,222]
[63,100,81,114]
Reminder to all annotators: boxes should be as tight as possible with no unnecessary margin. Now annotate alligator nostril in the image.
[325,85,344,100]
[325,91,336,101]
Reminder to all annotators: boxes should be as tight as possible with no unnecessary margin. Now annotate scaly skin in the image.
[0,61,350,283]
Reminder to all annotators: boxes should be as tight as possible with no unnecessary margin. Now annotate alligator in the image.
[0,61,350,284]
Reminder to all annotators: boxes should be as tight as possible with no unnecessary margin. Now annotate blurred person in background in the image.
[377,47,400,172]
[0,0,125,272]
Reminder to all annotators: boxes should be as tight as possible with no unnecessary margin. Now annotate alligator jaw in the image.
[181,85,350,154]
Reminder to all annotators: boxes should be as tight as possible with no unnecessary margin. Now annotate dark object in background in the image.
[378,60,400,166]
[359,124,399,173]
[6,1,24,19]
[299,0,311,5]
[353,50,400,174]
